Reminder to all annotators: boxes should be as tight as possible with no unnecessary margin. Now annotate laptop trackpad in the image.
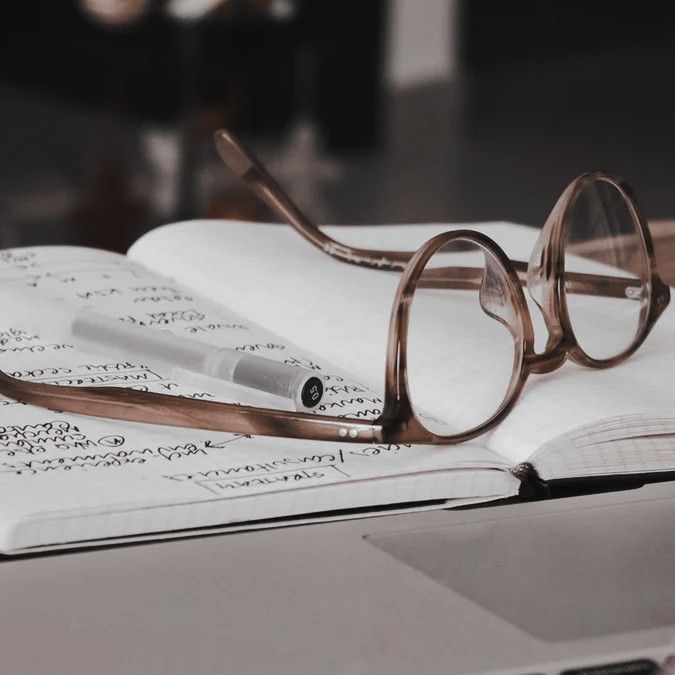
[367,497,675,641]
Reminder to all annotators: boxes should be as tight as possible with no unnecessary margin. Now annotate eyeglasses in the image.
[0,130,669,446]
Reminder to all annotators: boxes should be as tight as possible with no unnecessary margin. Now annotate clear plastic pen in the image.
[70,311,324,411]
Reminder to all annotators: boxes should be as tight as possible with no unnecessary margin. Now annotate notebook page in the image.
[0,246,513,551]
[129,221,549,409]
[130,220,675,470]
[529,424,675,480]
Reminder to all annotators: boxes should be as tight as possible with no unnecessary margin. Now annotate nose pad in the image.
[478,255,520,338]
[526,226,566,351]
[526,227,548,311]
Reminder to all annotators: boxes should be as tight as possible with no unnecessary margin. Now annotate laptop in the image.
[2,481,675,674]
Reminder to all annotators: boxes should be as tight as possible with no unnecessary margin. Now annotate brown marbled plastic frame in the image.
[0,131,669,447]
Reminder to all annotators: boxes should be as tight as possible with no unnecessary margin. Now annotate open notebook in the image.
[0,220,672,553]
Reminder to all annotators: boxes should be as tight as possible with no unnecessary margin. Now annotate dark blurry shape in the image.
[68,158,149,251]
[453,0,675,225]
[79,0,153,26]
[265,121,341,223]
[0,0,384,250]
[0,1,383,133]
[460,0,675,67]
[204,187,269,221]
[560,660,660,675]
[3,0,675,254]
[299,1,385,150]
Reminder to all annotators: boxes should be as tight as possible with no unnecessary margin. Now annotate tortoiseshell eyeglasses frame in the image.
[0,129,669,446]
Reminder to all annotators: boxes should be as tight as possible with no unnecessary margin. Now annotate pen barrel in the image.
[72,314,214,373]
[71,313,323,410]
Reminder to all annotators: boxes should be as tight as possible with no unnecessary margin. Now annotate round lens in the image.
[563,179,650,360]
[406,238,521,437]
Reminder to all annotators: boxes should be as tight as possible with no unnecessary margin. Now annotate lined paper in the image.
[0,246,514,552]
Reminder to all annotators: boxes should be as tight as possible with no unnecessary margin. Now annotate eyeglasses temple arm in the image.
[214,129,641,300]
[0,371,382,443]
[418,262,643,299]
[214,129,411,271]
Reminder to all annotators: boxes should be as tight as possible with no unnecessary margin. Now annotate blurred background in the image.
[1,0,675,252]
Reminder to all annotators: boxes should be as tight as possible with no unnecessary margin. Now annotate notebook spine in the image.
[511,462,550,499]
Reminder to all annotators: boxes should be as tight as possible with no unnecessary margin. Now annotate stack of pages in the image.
[0,220,673,553]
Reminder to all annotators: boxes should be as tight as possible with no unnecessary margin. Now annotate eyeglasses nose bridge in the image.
[524,347,566,375]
